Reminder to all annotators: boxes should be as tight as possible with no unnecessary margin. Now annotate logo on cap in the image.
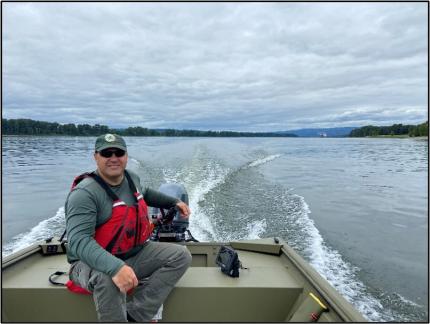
[105,134,116,142]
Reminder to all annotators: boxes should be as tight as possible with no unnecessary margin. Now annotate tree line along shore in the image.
[1,118,297,137]
[1,118,428,138]
[349,121,428,137]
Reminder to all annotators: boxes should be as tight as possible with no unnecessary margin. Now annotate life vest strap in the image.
[70,172,94,190]
[91,173,120,201]
[91,170,139,203]
[124,170,140,200]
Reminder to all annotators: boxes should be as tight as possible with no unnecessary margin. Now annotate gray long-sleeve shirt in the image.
[65,169,179,277]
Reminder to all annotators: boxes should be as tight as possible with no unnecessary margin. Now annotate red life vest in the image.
[70,170,153,257]
[66,170,153,294]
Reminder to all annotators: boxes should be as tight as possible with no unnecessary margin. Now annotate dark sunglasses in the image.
[98,149,126,158]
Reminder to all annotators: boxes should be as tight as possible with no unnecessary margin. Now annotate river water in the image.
[2,135,428,321]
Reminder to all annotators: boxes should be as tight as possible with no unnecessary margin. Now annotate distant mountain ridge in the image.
[278,127,357,137]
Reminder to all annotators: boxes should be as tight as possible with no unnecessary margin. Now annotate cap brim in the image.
[97,144,127,152]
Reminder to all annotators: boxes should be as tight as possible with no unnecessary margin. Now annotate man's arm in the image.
[143,187,190,218]
[65,188,125,277]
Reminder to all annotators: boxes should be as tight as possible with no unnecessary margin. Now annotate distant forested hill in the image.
[349,121,428,137]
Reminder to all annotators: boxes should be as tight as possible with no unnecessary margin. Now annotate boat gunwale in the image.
[2,243,43,269]
[279,243,366,322]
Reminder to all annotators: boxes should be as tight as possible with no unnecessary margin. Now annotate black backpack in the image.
[216,246,241,277]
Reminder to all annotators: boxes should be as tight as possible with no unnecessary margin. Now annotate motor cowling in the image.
[150,183,190,242]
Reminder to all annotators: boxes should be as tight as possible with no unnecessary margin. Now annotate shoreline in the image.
[365,135,428,139]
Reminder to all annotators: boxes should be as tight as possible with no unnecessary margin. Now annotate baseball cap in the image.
[95,133,127,152]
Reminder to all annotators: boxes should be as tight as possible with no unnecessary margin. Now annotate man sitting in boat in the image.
[65,133,192,322]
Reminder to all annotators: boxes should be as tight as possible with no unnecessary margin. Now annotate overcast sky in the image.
[2,2,428,131]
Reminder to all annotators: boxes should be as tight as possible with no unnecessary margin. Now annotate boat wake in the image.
[161,148,230,241]
[2,207,65,258]
[246,154,282,168]
[160,151,282,241]
[282,194,390,322]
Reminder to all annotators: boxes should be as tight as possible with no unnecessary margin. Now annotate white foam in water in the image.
[180,154,282,242]
[395,293,424,308]
[162,168,184,184]
[392,223,408,228]
[177,154,281,241]
[2,207,65,258]
[128,157,147,171]
[247,154,282,168]
[163,161,230,241]
[288,194,397,322]
[245,219,267,239]
[129,157,140,166]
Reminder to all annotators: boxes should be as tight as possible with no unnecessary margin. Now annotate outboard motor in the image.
[150,183,197,242]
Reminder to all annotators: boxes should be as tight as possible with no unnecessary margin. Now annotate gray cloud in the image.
[3,2,428,131]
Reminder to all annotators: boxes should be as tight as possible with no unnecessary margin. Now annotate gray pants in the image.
[70,241,192,322]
